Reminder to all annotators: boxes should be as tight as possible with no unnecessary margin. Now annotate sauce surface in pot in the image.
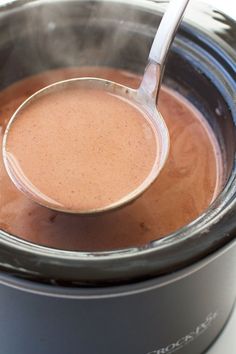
[0,67,222,251]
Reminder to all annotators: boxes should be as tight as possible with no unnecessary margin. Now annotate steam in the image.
[0,0,165,92]
[18,0,155,73]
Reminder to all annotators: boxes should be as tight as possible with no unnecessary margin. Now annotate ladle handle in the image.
[149,0,189,66]
[139,0,190,103]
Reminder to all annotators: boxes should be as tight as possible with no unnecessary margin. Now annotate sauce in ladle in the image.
[4,87,159,212]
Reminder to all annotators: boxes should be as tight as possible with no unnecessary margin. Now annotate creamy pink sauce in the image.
[0,67,222,251]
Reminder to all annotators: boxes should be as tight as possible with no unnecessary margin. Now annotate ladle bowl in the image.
[2,74,169,214]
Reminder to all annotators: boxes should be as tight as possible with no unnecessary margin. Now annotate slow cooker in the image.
[0,1,235,353]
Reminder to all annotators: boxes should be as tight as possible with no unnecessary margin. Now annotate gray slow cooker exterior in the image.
[0,240,235,354]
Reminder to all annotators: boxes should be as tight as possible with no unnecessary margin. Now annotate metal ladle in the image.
[3,0,190,214]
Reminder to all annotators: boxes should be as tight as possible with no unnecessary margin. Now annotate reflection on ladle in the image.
[2,0,190,214]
